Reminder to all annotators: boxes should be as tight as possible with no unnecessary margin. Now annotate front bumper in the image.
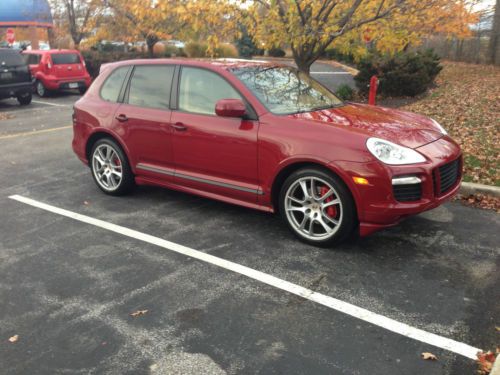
[42,76,91,90]
[331,136,462,236]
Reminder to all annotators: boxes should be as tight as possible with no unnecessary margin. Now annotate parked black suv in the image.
[0,48,32,105]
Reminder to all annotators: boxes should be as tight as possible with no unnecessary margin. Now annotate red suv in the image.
[23,49,91,97]
[72,59,462,246]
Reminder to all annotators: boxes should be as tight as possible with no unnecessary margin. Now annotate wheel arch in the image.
[85,130,132,169]
[270,160,358,216]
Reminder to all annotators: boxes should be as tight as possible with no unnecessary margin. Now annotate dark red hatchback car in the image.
[72,59,462,246]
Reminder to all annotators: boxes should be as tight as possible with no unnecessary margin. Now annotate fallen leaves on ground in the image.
[0,113,13,121]
[477,350,498,375]
[130,309,149,317]
[454,194,500,213]
[8,335,19,343]
[421,352,438,360]
[400,62,500,187]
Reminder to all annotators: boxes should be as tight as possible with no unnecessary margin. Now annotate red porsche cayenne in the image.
[72,59,462,246]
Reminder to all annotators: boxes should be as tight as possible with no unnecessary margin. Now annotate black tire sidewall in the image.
[279,168,357,247]
[36,81,47,97]
[17,93,32,105]
[90,138,134,195]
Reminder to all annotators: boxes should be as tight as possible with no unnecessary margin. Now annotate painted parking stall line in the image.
[9,194,482,360]
[0,126,72,140]
[31,100,70,107]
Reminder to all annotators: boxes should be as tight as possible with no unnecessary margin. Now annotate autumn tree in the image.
[101,0,239,56]
[246,0,478,73]
[49,0,103,49]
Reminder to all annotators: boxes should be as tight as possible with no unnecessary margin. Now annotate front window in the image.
[178,67,242,115]
[232,66,342,115]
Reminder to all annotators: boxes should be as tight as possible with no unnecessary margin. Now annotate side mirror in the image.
[215,99,246,118]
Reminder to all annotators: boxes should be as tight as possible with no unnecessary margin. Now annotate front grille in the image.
[436,158,460,195]
[393,183,422,202]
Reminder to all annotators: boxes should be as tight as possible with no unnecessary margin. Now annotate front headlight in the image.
[366,138,426,165]
[431,118,447,135]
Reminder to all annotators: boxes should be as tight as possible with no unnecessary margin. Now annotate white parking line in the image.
[32,100,70,107]
[310,71,351,75]
[9,194,481,360]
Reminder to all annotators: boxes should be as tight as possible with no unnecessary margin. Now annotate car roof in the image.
[103,58,285,72]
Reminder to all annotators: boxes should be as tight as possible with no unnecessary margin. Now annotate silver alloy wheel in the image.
[92,144,123,191]
[284,176,343,241]
[36,81,45,97]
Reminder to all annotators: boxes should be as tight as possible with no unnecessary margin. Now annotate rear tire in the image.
[279,168,357,247]
[17,92,32,106]
[36,80,48,97]
[90,138,134,196]
[78,86,87,95]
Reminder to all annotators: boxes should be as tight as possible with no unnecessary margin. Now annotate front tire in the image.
[90,138,134,195]
[279,168,357,247]
[17,92,32,105]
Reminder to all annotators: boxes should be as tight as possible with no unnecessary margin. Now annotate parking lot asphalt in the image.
[0,88,499,375]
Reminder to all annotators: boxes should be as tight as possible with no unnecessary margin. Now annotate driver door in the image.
[170,66,260,203]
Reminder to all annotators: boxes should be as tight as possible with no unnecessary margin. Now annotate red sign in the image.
[6,28,15,44]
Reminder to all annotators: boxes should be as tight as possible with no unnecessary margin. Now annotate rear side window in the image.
[51,53,80,65]
[127,65,175,110]
[0,50,24,66]
[100,66,129,102]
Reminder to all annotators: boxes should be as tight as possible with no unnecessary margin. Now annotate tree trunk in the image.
[292,46,315,74]
[146,34,159,57]
[488,0,500,65]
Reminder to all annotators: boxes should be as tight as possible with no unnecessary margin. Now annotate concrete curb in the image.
[316,59,359,76]
[459,182,500,198]
[490,355,500,375]
[259,56,359,76]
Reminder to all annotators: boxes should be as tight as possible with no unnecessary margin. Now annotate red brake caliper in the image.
[320,186,337,218]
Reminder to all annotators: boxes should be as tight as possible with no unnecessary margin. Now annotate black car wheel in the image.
[17,92,32,106]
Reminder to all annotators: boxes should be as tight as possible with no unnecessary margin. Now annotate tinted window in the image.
[179,67,242,115]
[0,49,24,66]
[26,54,41,65]
[127,65,174,110]
[51,53,80,64]
[100,66,129,102]
[232,66,342,115]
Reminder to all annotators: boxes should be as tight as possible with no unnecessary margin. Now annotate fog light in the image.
[353,176,369,185]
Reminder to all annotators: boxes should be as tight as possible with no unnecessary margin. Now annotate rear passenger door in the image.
[114,64,176,180]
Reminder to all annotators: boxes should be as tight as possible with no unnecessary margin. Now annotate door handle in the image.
[172,122,187,131]
[115,114,128,122]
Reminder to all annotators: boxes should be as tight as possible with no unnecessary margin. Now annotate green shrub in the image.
[215,44,238,58]
[354,49,442,97]
[268,47,286,57]
[235,24,260,58]
[184,41,208,58]
[184,41,238,58]
[162,45,186,58]
[335,84,354,101]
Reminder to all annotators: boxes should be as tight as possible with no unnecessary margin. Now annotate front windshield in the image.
[231,66,343,115]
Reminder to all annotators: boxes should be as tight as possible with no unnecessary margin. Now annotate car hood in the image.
[287,103,443,149]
